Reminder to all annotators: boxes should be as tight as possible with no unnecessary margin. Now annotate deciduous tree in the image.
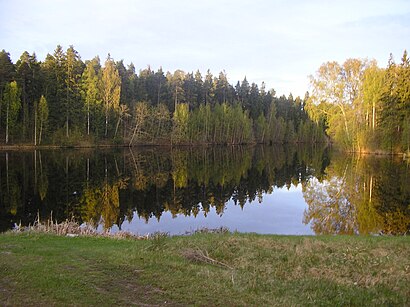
[101,55,121,137]
[2,81,21,144]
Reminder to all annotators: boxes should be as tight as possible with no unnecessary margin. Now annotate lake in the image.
[0,146,409,235]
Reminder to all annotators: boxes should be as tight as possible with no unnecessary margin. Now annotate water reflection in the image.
[303,154,410,235]
[0,146,408,235]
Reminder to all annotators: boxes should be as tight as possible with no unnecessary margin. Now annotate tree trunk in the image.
[22,83,27,140]
[66,86,69,138]
[105,109,108,137]
[66,113,69,138]
[114,115,121,138]
[157,81,161,105]
[129,123,140,146]
[39,122,43,145]
[34,102,37,146]
[338,103,351,143]
[174,87,178,111]
[87,101,90,136]
[5,99,9,144]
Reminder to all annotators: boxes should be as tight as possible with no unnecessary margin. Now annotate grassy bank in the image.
[1,232,409,306]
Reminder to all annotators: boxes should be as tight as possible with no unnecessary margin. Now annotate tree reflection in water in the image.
[0,146,408,234]
[303,154,410,235]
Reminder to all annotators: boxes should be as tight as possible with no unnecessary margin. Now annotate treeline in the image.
[0,45,326,146]
[307,50,410,153]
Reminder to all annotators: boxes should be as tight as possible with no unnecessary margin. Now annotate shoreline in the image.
[0,143,408,158]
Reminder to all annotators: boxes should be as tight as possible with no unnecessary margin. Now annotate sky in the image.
[0,0,409,97]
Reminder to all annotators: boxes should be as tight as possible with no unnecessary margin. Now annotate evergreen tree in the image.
[379,54,400,151]
[64,45,84,137]
[167,70,185,112]
[215,71,229,104]
[0,50,15,137]
[15,51,41,141]
[398,50,410,152]
[154,68,167,106]
[41,46,66,136]
[203,70,215,106]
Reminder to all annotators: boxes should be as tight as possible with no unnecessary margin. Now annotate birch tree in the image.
[129,101,149,146]
[101,55,121,137]
[37,95,48,145]
[81,57,101,136]
[3,81,21,144]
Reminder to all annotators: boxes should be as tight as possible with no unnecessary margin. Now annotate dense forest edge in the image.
[0,46,409,154]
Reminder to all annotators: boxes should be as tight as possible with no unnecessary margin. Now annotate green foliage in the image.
[81,57,102,136]
[0,45,329,146]
[2,46,409,150]
[0,50,15,93]
[101,55,121,138]
[0,50,15,141]
[2,81,21,143]
[254,113,267,143]
[172,103,189,144]
[309,51,410,153]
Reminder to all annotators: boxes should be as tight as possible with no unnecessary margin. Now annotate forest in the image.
[0,45,409,152]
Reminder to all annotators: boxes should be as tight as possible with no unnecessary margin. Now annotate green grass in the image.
[1,233,409,306]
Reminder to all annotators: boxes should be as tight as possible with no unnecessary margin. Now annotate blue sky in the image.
[1,0,409,97]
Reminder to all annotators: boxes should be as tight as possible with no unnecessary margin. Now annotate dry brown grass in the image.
[13,213,153,240]
[181,248,233,270]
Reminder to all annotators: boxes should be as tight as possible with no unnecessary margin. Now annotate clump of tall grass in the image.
[12,212,166,240]
[184,226,230,235]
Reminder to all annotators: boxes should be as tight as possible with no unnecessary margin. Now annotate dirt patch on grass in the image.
[81,259,181,306]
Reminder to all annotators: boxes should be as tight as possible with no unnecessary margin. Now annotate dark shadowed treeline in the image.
[0,46,325,145]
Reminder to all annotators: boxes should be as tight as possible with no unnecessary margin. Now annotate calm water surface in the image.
[0,146,409,235]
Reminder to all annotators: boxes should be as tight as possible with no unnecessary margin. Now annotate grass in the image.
[0,232,409,306]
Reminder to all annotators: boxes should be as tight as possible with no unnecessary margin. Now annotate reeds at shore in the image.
[13,212,152,240]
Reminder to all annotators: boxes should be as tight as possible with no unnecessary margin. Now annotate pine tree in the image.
[64,45,84,137]
[0,50,15,136]
[16,51,41,141]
